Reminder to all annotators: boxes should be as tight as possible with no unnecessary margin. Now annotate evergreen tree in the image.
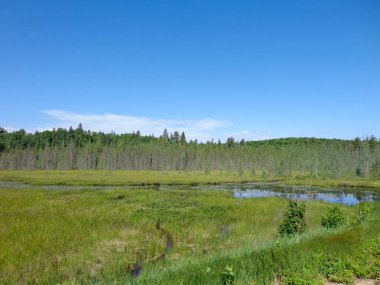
[369,135,377,151]
[170,131,180,143]
[353,137,361,176]
[180,132,186,144]
[161,129,169,142]
[226,137,235,148]
[0,127,378,176]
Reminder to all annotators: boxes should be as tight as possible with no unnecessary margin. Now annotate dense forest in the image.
[0,125,379,179]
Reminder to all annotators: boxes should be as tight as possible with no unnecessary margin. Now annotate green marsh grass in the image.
[0,186,351,284]
[0,184,379,284]
[1,170,380,188]
[136,213,380,285]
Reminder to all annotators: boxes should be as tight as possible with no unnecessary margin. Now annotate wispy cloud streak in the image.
[41,110,226,141]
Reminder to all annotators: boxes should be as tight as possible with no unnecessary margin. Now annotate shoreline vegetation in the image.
[1,170,380,189]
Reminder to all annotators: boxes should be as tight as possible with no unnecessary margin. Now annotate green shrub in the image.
[278,200,307,237]
[221,265,235,285]
[321,205,346,229]
[313,253,354,283]
[329,270,355,285]
[351,239,380,279]
[281,273,313,285]
[280,271,324,285]
[350,203,374,225]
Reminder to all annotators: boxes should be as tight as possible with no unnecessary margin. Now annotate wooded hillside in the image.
[0,126,379,179]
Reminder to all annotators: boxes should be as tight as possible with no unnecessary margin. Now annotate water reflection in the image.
[233,186,379,206]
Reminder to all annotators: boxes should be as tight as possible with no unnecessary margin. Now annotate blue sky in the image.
[1,1,379,141]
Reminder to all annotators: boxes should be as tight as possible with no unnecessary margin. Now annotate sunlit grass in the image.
[1,170,380,188]
[138,221,380,285]
[0,170,252,186]
[0,186,360,284]
[1,169,379,284]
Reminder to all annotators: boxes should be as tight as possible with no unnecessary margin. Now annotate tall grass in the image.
[137,221,380,285]
[1,170,380,188]
[0,186,361,284]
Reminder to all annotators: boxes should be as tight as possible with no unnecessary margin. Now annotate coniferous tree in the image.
[170,131,180,143]
[353,137,361,176]
[180,132,186,144]
[226,137,235,148]
[0,128,378,176]
[161,129,169,142]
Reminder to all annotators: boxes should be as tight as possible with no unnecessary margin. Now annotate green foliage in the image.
[1,170,380,190]
[180,132,186,144]
[280,271,323,285]
[310,238,380,284]
[278,200,307,237]
[138,224,380,285]
[350,203,374,225]
[0,186,296,284]
[313,253,353,283]
[350,240,380,279]
[329,270,355,284]
[226,137,235,148]
[1,183,380,284]
[321,206,346,229]
[221,265,235,285]
[1,127,379,181]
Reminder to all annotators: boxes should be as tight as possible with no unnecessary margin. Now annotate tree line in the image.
[0,126,379,179]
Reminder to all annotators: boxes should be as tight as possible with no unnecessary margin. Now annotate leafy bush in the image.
[221,265,235,285]
[280,271,324,285]
[350,203,374,225]
[329,270,355,285]
[321,206,346,229]
[351,239,380,279]
[313,253,354,284]
[278,200,307,237]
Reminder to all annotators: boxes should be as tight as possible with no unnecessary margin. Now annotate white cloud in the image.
[225,130,272,141]
[41,110,226,141]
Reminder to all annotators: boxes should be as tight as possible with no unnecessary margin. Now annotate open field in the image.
[0,184,379,284]
[1,170,380,188]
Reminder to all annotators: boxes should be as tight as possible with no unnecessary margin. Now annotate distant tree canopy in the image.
[0,125,379,179]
